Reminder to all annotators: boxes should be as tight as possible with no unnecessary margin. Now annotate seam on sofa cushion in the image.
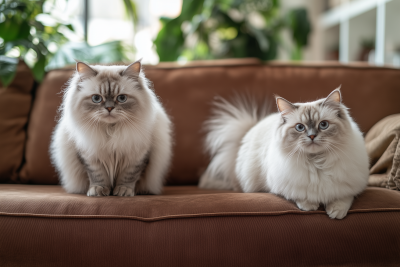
[1,208,400,222]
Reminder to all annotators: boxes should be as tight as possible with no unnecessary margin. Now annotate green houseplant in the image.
[154,0,311,62]
[0,0,137,87]
[0,0,71,85]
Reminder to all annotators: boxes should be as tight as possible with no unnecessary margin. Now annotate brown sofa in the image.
[1,59,400,267]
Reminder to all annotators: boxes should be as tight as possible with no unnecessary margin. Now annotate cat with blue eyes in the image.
[199,89,369,219]
[50,60,172,197]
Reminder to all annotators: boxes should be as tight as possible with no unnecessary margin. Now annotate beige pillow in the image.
[365,114,400,190]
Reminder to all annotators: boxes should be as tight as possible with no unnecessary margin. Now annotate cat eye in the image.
[295,123,305,132]
[92,95,102,103]
[117,95,127,103]
[319,121,329,130]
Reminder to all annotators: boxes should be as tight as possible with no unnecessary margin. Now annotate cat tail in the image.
[199,96,270,190]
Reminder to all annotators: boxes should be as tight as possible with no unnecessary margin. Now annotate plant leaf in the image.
[0,56,18,87]
[16,21,31,40]
[32,56,46,81]
[65,24,74,31]
[154,19,184,61]
[288,8,311,47]
[46,41,127,71]
[122,0,138,27]
[0,18,21,42]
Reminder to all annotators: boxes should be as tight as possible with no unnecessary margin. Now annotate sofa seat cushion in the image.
[0,185,400,219]
[1,185,400,267]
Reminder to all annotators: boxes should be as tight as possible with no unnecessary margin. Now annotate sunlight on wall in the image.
[150,0,182,18]
[48,0,182,64]
[88,19,134,46]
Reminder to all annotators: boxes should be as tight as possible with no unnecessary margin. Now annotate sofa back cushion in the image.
[18,60,400,185]
[0,61,34,183]
[19,69,73,184]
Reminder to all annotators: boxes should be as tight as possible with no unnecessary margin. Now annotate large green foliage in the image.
[155,0,310,62]
[0,0,135,87]
[0,0,71,84]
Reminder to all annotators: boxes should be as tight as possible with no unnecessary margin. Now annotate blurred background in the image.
[1,0,399,86]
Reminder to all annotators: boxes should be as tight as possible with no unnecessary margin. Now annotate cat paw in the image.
[113,185,135,197]
[87,185,111,197]
[296,200,319,211]
[325,197,353,219]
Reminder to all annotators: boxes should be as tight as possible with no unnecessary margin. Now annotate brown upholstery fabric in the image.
[19,61,400,185]
[0,184,399,219]
[366,114,400,190]
[18,69,74,184]
[1,185,400,266]
[0,61,34,182]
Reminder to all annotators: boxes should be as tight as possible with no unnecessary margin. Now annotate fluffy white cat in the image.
[199,88,369,219]
[51,60,172,197]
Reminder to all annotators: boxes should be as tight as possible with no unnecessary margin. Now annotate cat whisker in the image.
[296,146,305,165]
[324,144,338,160]
[327,142,351,160]
[116,111,148,124]
[118,113,152,143]
[80,112,102,136]
[281,142,299,150]
[286,145,302,165]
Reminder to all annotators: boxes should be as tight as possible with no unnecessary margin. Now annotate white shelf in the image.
[319,0,397,66]
[320,0,392,29]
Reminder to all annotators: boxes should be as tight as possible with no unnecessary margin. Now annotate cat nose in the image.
[308,135,316,140]
[106,107,114,112]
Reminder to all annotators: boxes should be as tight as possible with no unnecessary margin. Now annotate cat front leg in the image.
[325,196,354,219]
[296,199,320,211]
[82,157,112,197]
[113,159,148,197]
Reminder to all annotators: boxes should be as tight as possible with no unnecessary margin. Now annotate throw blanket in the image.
[365,114,400,190]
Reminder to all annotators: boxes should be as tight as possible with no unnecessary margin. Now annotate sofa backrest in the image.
[0,61,34,183]
[11,59,400,185]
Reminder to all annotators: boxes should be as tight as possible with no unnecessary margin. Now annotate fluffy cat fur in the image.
[50,60,172,197]
[199,88,369,219]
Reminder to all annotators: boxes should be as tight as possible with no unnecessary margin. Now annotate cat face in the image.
[277,89,350,154]
[72,61,151,124]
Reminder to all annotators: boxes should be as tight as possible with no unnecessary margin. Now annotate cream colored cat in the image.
[200,88,369,219]
[51,60,172,197]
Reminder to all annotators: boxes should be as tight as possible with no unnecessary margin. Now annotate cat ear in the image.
[276,96,297,116]
[323,86,342,106]
[122,59,141,78]
[76,62,97,79]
